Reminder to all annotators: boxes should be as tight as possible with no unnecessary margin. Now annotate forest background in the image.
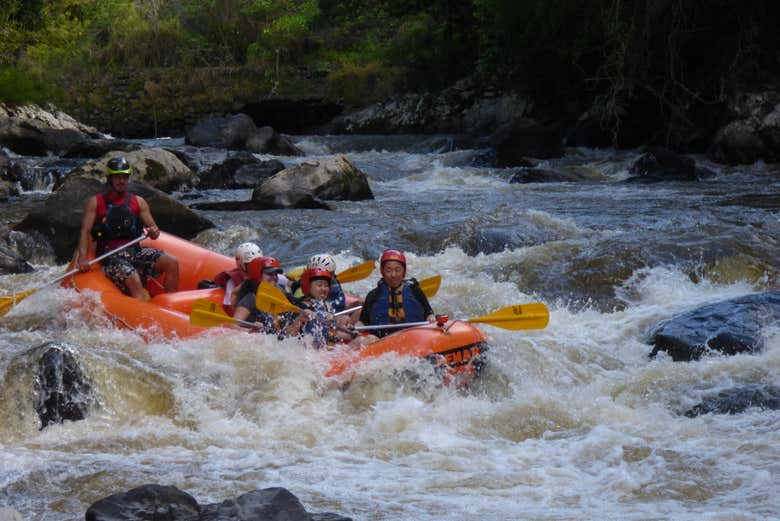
[1,0,778,150]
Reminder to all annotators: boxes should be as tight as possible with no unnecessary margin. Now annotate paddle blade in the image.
[0,288,38,317]
[336,260,375,284]
[190,307,238,328]
[255,281,300,315]
[418,275,441,298]
[191,298,223,312]
[467,302,549,330]
[285,265,305,281]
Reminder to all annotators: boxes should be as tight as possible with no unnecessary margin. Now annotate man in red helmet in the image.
[356,249,435,339]
[74,155,178,300]
[231,256,286,330]
[282,267,354,348]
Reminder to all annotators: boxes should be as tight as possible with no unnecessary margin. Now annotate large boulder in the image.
[707,89,780,164]
[649,291,780,361]
[60,148,195,193]
[491,118,564,166]
[34,342,95,429]
[251,155,373,209]
[0,342,95,431]
[85,485,351,521]
[625,146,716,182]
[14,176,213,262]
[0,103,104,156]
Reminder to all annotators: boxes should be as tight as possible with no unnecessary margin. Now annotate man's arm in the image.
[136,196,160,239]
[75,196,97,272]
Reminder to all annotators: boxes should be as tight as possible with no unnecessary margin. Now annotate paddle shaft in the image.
[53,234,148,288]
[355,321,431,331]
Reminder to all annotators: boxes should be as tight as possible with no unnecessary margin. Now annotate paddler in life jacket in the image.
[281,267,354,349]
[212,242,263,315]
[231,256,286,332]
[290,254,348,312]
[355,249,435,343]
[74,156,179,300]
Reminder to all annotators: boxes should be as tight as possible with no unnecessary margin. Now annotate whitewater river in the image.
[1,135,778,520]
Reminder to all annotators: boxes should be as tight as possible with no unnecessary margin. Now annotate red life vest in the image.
[214,268,246,288]
[93,192,141,251]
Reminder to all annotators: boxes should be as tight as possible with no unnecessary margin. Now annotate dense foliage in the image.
[1,0,777,142]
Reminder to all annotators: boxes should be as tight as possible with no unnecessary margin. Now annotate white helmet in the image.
[235,242,263,271]
[307,253,337,273]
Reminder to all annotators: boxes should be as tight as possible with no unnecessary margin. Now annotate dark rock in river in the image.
[491,118,564,167]
[625,146,716,182]
[707,89,780,165]
[186,113,302,156]
[34,341,95,429]
[649,291,780,361]
[197,152,285,189]
[0,224,34,274]
[14,176,213,262]
[684,385,780,417]
[63,138,141,159]
[86,484,351,521]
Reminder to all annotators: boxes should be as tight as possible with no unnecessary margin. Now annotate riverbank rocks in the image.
[14,176,213,262]
[85,485,352,521]
[649,291,780,361]
[708,89,780,165]
[251,154,373,209]
[62,148,195,193]
[327,76,531,137]
[0,103,105,156]
[186,113,302,156]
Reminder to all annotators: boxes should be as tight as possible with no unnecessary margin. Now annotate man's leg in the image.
[122,272,148,300]
[154,253,179,293]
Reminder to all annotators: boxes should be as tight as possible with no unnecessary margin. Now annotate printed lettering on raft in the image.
[443,345,482,366]
[512,305,523,315]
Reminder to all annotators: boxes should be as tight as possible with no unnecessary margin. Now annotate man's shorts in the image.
[101,246,163,294]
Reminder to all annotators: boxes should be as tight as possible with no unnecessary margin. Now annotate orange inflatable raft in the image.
[64,231,234,339]
[65,232,490,383]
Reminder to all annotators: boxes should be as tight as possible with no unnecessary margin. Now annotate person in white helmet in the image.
[291,253,348,312]
[212,242,262,315]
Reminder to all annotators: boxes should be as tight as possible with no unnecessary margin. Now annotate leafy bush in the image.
[0,66,61,104]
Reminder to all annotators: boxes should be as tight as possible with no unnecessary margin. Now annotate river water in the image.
[0,135,779,520]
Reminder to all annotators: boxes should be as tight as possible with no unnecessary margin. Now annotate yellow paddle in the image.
[334,260,375,283]
[0,234,147,317]
[192,298,550,333]
[355,302,550,332]
[255,281,302,314]
[189,299,256,328]
[286,259,375,283]
[417,275,441,298]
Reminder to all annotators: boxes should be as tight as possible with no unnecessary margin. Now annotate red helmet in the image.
[380,249,406,274]
[247,256,282,282]
[300,267,333,296]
